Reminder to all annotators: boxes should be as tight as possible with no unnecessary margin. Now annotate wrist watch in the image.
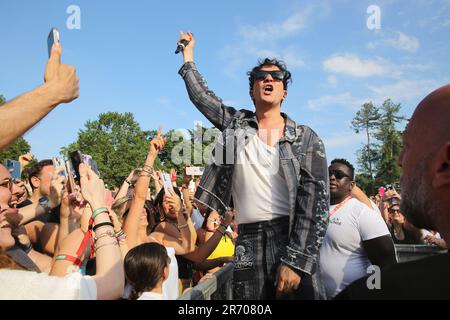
[38,197,52,213]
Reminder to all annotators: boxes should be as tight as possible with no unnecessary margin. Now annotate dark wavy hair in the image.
[27,159,53,190]
[247,58,292,94]
[124,242,170,300]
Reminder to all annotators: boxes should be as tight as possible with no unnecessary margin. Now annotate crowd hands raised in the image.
[0,43,236,300]
[1,31,450,301]
[366,186,447,249]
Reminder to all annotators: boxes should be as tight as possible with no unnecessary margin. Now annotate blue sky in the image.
[1,0,449,170]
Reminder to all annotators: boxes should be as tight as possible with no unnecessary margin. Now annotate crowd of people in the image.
[0,31,449,300]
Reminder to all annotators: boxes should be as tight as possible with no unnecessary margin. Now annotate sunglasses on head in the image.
[252,70,286,81]
[329,169,351,180]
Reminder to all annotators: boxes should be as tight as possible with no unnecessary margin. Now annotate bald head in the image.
[408,84,450,152]
[399,83,450,237]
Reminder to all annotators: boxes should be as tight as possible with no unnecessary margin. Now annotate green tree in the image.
[61,112,152,187]
[351,102,381,195]
[374,99,407,189]
[162,124,219,184]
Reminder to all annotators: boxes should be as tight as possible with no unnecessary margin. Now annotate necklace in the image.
[329,196,352,218]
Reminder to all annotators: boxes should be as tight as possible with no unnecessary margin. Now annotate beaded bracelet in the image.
[94,230,116,241]
[115,230,127,242]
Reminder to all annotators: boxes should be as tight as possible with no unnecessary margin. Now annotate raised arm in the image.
[18,171,65,225]
[0,43,79,152]
[351,185,373,209]
[177,31,239,131]
[123,129,165,249]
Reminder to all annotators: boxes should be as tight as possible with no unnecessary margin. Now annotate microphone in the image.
[175,39,188,54]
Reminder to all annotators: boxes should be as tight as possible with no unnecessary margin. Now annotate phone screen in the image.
[69,150,83,184]
[162,173,174,194]
[5,160,21,180]
[65,160,76,194]
[47,28,60,58]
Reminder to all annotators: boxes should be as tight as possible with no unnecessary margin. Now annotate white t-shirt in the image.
[232,134,289,225]
[320,198,390,299]
[0,269,96,300]
[138,291,166,300]
[163,247,179,300]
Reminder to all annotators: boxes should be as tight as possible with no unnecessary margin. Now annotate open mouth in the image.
[263,85,274,94]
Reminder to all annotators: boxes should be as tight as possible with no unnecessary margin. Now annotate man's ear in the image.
[163,265,169,281]
[432,141,450,189]
[30,176,40,189]
[282,90,288,101]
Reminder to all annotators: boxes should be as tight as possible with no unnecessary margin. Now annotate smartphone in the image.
[65,160,76,194]
[162,172,174,194]
[186,166,204,176]
[52,157,67,177]
[378,186,385,198]
[47,27,60,58]
[69,150,83,184]
[4,160,21,180]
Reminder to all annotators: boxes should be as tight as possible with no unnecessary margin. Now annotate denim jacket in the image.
[179,62,329,276]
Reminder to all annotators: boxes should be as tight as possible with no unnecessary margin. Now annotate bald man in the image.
[335,84,450,300]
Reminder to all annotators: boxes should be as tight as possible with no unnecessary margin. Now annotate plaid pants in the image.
[232,217,321,300]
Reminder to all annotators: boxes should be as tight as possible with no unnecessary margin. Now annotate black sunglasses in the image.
[388,208,401,214]
[252,70,286,81]
[329,169,351,180]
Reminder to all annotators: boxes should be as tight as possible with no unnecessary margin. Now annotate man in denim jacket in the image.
[177,32,329,300]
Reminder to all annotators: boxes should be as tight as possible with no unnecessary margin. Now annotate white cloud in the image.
[307,93,366,111]
[307,79,443,113]
[367,31,420,52]
[238,7,312,42]
[384,31,419,52]
[367,79,440,103]
[327,75,338,87]
[323,54,388,77]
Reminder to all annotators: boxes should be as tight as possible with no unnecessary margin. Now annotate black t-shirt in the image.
[335,251,450,299]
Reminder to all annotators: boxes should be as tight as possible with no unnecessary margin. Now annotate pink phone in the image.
[378,186,385,198]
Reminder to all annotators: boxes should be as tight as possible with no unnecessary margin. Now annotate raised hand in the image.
[148,127,166,160]
[79,163,105,210]
[44,43,79,104]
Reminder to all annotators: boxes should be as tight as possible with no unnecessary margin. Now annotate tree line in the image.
[1,93,406,193]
